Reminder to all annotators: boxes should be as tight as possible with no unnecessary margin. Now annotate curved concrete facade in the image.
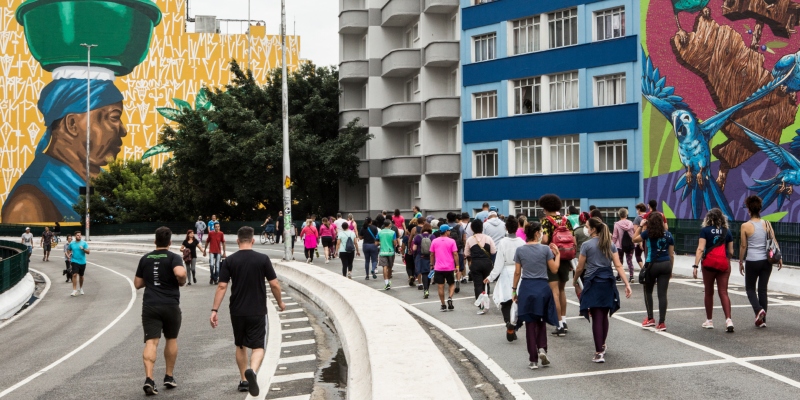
[424,41,459,67]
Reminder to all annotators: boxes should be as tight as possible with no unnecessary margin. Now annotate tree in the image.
[74,159,163,224]
[158,60,371,220]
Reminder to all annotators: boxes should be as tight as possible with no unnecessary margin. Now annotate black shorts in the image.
[142,305,182,342]
[433,270,455,285]
[321,236,333,247]
[231,315,267,349]
[547,259,572,283]
[43,244,51,252]
[71,263,86,277]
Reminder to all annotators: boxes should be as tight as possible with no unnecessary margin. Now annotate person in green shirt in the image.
[378,220,399,290]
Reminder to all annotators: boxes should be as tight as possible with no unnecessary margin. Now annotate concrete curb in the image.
[251,289,282,400]
[275,261,472,400]
[673,255,800,294]
[0,273,35,320]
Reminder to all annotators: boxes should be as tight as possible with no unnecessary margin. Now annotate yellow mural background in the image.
[0,0,301,218]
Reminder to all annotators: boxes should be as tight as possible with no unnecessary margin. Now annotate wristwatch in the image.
[211,309,218,312]
[692,265,698,269]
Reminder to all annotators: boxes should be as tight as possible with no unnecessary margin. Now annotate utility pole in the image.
[281,0,292,261]
[80,43,97,241]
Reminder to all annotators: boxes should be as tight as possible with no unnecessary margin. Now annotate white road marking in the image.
[279,309,305,315]
[280,317,309,323]
[273,302,298,306]
[0,268,51,331]
[269,395,311,400]
[0,261,136,398]
[282,327,313,334]
[252,293,283,400]
[278,354,317,364]
[409,297,475,306]
[270,372,315,383]
[281,339,315,348]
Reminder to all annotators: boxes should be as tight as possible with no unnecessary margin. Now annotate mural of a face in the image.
[50,102,128,174]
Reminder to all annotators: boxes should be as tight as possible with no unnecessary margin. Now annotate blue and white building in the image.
[459,0,642,218]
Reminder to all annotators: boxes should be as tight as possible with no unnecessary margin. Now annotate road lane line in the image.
[282,327,313,334]
[281,339,315,348]
[279,309,305,315]
[278,354,317,364]
[409,297,475,306]
[251,292,283,400]
[0,268,51,331]
[280,317,309,323]
[0,261,136,398]
[270,372,315,383]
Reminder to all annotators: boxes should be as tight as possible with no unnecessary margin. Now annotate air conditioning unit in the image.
[195,15,217,33]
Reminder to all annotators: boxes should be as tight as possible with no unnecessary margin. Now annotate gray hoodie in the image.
[483,217,507,244]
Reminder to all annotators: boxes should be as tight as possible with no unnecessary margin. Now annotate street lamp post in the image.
[80,43,97,241]
[280,0,292,261]
[247,0,251,71]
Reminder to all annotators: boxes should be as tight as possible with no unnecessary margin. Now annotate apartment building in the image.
[338,0,462,219]
[460,0,641,219]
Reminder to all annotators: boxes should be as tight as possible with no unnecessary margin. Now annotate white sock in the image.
[385,279,389,285]
[558,321,564,328]
[561,316,566,323]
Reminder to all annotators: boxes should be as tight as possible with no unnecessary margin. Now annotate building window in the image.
[474,149,498,177]
[474,91,497,120]
[513,200,543,219]
[473,33,496,62]
[407,129,421,156]
[595,74,626,106]
[549,71,579,111]
[410,180,421,202]
[512,16,540,55]
[597,139,627,172]
[513,77,541,115]
[595,7,625,41]
[562,199,581,216]
[596,207,621,219]
[405,23,419,48]
[514,138,543,175]
[549,8,578,49]
[405,75,419,102]
[550,135,580,173]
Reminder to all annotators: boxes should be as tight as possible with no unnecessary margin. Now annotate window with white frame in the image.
[405,75,419,102]
[474,149,498,177]
[549,71,579,111]
[513,200,543,219]
[549,8,578,49]
[595,7,625,41]
[474,91,497,119]
[405,23,419,48]
[562,199,581,216]
[513,77,541,115]
[596,140,627,172]
[595,74,626,106]
[407,129,421,156]
[473,33,496,62]
[596,207,621,219]
[514,138,543,175]
[410,180,421,203]
[550,135,580,173]
[513,16,540,55]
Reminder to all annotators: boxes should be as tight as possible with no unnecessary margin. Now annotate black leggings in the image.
[470,259,493,299]
[644,260,672,323]
[305,247,315,261]
[405,254,415,278]
[340,251,355,276]
[745,259,772,316]
[501,300,513,323]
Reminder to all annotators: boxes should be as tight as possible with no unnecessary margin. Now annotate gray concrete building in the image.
[338,0,462,220]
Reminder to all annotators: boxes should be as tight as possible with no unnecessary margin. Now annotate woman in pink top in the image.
[611,208,636,282]
[319,217,336,264]
[392,209,406,237]
[516,215,528,242]
[301,219,319,264]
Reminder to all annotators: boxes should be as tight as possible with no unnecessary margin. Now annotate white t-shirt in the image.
[333,219,348,231]
[22,232,33,245]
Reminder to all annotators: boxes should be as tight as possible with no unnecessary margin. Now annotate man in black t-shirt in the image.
[134,227,187,396]
[210,226,286,397]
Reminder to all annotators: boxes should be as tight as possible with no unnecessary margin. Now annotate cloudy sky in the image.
[190,0,339,67]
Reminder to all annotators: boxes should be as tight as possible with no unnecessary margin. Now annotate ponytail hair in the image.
[588,217,613,261]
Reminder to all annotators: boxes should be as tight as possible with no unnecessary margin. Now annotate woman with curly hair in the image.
[633,212,675,331]
[693,208,735,332]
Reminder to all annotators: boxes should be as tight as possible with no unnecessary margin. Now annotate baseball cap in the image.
[489,206,498,212]
[25,227,30,230]
[439,224,451,233]
[426,215,435,223]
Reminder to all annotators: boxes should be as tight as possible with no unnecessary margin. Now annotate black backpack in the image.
[450,224,464,251]
[621,230,634,253]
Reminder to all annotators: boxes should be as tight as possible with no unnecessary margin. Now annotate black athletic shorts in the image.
[71,263,86,277]
[142,305,182,342]
[43,244,51,252]
[321,236,333,247]
[547,259,572,283]
[231,315,267,349]
[433,270,455,285]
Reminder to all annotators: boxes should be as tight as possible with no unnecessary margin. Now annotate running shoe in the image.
[325,259,329,264]
[702,320,714,329]
[70,290,78,297]
[143,378,158,396]
[384,283,390,291]
[477,304,485,315]
[193,277,197,284]
[551,327,566,337]
[372,272,378,279]
[602,344,607,354]
[455,280,460,294]
[726,319,734,333]
[755,309,766,327]
[417,284,423,290]
[244,368,259,396]
[592,353,605,363]
[424,290,429,299]
[655,323,667,331]
[528,361,538,370]
[641,318,656,328]
[237,380,249,392]
[79,289,84,295]
[163,375,177,389]
[408,277,415,287]
[366,276,369,280]
[187,282,191,286]
[538,349,550,367]
[461,278,467,284]
[506,323,515,342]
[629,275,634,283]
[210,278,214,285]
[440,304,447,312]
[347,272,352,279]
[563,322,569,332]
[447,298,454,310]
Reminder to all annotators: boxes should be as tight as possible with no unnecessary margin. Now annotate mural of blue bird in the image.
[771,50,800,104]
[642,51,791,221]
[733,121,800,210]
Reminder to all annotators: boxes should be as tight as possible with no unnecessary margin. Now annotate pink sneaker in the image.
[641,318,656,328]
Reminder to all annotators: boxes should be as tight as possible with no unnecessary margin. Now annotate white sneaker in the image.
[726,319,734,333]
[71,290,78,297]
[702,320,714,329]
[528,361,538,370]
[538,349,550,367]
[325,259,329,264]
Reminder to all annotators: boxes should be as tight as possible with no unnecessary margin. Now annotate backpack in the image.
[546,216,576,261]
[621,229,634,253]
[702,228,729,271]
[420,235,432,256]
[450,224,464,252]
[345,233,356,253]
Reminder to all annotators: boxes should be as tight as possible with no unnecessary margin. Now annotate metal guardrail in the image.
[0,240,29,295]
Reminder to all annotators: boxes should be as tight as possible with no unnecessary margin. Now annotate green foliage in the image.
[147,88,217,160]
[73,159,164,224]
[157,60,372,221]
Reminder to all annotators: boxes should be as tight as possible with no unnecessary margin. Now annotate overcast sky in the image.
[190,0,339,67]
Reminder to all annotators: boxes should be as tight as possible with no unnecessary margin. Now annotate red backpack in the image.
[546,216,576,260]
[702,228,729,271]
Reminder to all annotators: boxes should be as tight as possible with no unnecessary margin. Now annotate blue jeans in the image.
[363,243,378,275]
[209,253,221,281]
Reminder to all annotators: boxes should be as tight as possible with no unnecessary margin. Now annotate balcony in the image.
[424,97,460,121]
[382,102,421,127]
[339,60,369,83]
[339,10,368,34]
[424,41,459,67]
[382,156,422,177]
[358,160,369,179]
[339,109,369,130]
[381,0,421,27]
[424,0,459,14]
[381,49,421,78]
[424,153,461,175]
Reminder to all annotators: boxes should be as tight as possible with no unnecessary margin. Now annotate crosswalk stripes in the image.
[266,294,318,399]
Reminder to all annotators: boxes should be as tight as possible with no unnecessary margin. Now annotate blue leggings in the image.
[363,243,378,275]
